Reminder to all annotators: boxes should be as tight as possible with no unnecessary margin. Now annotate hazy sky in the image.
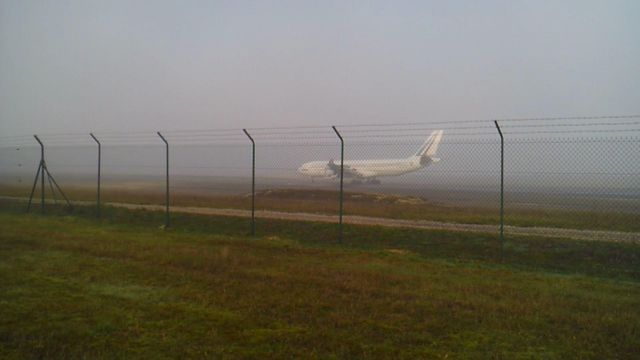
[1,0,638,136]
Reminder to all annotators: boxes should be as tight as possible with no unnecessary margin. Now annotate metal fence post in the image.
[25,135,73,213]
[332,126,344,243]
[27,135,45,213]
[90,133,101,217]
[494,121,505,259]
[242,129,256,236]
[157,132,170,228]
[34,135,46,213]
[25,158,42,212]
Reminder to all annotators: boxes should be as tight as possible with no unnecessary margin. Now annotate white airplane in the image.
[297,130,443,184]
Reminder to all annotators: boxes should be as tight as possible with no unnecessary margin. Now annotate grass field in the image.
[1,184,639,232]
[1,199,639,358]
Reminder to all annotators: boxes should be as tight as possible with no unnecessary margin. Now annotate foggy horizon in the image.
[1,1,638,213]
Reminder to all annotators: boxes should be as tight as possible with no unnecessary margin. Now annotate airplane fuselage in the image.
[297,130,443,181]
[297,157,430,179]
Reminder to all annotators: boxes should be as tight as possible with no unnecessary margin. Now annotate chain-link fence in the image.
[0,116,638,242]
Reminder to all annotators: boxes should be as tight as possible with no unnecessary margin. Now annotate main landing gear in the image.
[349,179,381,185]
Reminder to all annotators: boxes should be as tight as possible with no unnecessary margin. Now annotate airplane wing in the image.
[327,160,375,179]
[345,165,376,178]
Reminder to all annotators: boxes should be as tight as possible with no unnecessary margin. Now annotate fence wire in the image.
[0,117,638,242]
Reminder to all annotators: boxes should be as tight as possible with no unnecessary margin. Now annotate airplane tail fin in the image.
[414,130,443,158]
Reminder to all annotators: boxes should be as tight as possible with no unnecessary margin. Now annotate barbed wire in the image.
[1,136,639,149]
[2,114,640,141]
[2,128,640,147]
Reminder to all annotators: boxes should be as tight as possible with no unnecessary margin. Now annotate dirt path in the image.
[3,196,639,243]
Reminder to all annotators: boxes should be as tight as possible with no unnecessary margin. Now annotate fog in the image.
[1,1,639,136]
[1,1,639,214]
[1,123,638,214]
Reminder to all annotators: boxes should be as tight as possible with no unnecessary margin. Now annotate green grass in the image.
[2,184,639,232]
[1,201,639,358]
